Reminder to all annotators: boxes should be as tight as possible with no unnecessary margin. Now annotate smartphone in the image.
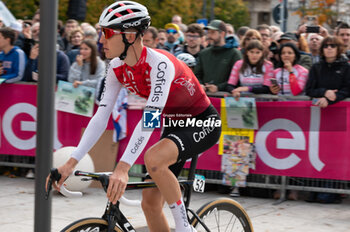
[306,26,320,33]
[270,78,278,86]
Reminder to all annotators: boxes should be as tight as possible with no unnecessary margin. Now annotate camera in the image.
[269,41,279,54]
[306,26,320,33]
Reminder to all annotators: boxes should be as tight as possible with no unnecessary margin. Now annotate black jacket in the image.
[305,57,350,104]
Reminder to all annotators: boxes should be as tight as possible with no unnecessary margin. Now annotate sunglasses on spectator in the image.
[323,44,337,48]
[186,34,200,39]
[166,29,178,34]
[102,28,136,39]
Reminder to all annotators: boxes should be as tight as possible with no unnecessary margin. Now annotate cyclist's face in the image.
[99,31,124,59]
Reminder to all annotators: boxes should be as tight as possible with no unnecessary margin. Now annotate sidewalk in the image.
[1,176,350,232]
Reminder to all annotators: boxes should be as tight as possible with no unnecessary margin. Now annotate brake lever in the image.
[45,168,62,200]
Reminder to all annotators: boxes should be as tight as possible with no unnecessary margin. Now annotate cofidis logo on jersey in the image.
[143,110,161,128]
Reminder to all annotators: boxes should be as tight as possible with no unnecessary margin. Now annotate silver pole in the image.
[280,0,288,32]
[34,0,58,231]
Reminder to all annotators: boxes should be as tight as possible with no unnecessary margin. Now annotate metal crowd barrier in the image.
[2,91,350,203]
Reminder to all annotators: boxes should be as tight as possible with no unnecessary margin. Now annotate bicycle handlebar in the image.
[46,168,141,207]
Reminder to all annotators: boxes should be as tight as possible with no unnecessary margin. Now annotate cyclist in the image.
[47,1,221,231]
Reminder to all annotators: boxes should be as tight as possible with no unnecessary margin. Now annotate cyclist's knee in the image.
[144,148,163,170]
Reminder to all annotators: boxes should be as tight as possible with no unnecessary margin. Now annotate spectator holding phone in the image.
[22,42,70,83]
[273,43,309,95]
[227,40,274,99]
[68,39,105,89]
[305,36,350,108]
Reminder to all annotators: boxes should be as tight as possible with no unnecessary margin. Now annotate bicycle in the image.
[46,156,254,232]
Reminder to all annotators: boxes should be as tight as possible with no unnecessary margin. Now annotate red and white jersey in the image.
[112,47,210,116]
[71,47,210,166]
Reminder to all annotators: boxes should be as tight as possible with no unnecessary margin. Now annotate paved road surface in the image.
[1,176,350,231]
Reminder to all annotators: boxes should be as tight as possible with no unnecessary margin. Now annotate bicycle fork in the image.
[187,208,211,232]
[103,201,136,232]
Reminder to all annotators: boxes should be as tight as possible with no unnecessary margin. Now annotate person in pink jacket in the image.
[273,43,309,96]
[227,40,275,99]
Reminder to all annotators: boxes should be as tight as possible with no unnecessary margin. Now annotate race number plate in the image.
[193,174,205,193]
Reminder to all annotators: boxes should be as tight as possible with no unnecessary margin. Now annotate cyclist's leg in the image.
[144,138,191,231]
[141,184,169,232]
[144,138,181,204]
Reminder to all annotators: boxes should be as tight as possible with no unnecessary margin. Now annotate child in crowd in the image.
[227,40,274,100]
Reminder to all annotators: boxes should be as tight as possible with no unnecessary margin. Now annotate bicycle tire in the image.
[60,217,122,232]
[190,197,253,232]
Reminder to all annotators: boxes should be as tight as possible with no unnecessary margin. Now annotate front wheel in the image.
[190,198,253,232]
[61,217,122,232]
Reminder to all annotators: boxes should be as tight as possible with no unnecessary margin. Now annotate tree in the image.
[4,0,250,30]
[212,0,250,29]
[295,0,337,27]
[2,0,39,21]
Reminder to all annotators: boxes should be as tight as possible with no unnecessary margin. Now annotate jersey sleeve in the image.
[290,65,309,96]
[119,55,176,166]
[70,59,122,161]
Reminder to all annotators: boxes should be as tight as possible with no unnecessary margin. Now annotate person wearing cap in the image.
[278,32,312,70]
[195,19,242,93]
[162,22,182,55]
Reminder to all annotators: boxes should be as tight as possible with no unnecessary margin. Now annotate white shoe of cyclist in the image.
[191,225,197,232]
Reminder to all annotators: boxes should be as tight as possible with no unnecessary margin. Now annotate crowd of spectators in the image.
[1,10,350,203]
[1,11,350,108]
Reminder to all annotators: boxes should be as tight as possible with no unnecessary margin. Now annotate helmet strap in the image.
[119,31,141,60]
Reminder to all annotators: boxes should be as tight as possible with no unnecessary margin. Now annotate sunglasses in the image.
[166,29,178,34]
[101,28,136,39]
[186,34,200,39]
[323,44,337,49]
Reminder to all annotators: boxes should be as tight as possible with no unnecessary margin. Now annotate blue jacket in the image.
[22,50,70,82]
[0,46,26,83]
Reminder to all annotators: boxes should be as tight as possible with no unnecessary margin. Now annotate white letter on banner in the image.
[309,106,324,171]
[256,119,304,170]
[2,103,62,151]
[3,103,37,150]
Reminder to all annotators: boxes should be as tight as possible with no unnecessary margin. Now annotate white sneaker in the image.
[191,225,197,232]
[25,169,35,179]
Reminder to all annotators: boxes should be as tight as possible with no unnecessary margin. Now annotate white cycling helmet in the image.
[177,53,197,67]
[99,1,150,32]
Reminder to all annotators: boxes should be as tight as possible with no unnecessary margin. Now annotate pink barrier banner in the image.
[0,83,113,157]
[1,83,349,180]
[253,101,349,180]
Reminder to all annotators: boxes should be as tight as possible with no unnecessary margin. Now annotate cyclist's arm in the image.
[119,59,176,167]
[70,60,122,161]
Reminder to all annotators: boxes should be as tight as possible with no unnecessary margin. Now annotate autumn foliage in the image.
[295,0,337,26]
[3,0,250,30]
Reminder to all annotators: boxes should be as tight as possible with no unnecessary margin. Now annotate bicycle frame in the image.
[48,155,211,232]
